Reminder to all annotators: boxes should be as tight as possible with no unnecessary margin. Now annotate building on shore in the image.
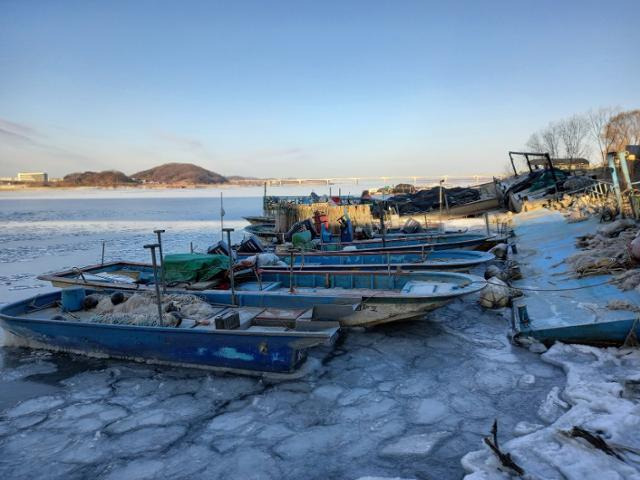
[529,158,590,171]
[17,172,48,182]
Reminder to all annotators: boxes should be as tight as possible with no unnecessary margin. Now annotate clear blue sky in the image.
[1,0,638,178]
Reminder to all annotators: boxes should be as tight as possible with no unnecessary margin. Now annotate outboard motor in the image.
[338,215,353,243]
[401,218,422,234]
[207,240,234,259]
[284,218,316,242]
[238,234,265,254]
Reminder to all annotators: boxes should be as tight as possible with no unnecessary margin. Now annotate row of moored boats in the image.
[0,221,505,375]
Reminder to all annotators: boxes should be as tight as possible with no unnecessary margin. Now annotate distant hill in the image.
[132,163,227,184]
[62,170,137,186]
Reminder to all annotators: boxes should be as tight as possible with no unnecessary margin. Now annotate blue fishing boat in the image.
[512,302,640,347]
[38,262,486,327]
[319,233,500,252]
[322,228,470,243]
[0,289,342,375]
[253,250,494,272]
[244,224,278,241]
[243,215,275,226]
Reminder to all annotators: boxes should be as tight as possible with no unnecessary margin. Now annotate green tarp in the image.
[162,253,230,284]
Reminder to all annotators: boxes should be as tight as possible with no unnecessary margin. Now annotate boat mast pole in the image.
[223,228,236,305]
[439,179,444,232]
[379,202,386,249]
[220,192,225,242]
[289,249,295,293]
[154,229,166,293]
[144,243,164,326]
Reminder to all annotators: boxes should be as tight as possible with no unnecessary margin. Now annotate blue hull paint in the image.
[318,233,493,252]
[514,320,640,346]
[0,290,338,374]
[322,229,468,243]
[262,250,494,271]
[512,303,640,347]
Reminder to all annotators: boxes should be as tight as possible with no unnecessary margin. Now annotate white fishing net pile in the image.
[88,293,218,327]
[566,220,637,278]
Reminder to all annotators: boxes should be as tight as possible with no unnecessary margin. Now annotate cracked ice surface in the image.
[462,343,640,479]
[0,301,565,479]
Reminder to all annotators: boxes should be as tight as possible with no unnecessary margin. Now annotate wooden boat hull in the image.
[243,215,275,226]
[244,224,278,239]
[398,196,501,221]
[0,290,340,374]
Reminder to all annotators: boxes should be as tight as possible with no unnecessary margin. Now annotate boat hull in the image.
[320,235,502,253]
[39,265,486,328]
[258,250,494,272]
[0,292,339,374]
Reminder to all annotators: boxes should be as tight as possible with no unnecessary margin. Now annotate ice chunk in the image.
[411,398,448,424]
[109,425,187,457]
[256,424,295,441]
[103,459,165,480]
[339,398,396,422]
[312,384,344,401]
[5,395,65,418]
[518,374,536,388]
[537,386,569,423]
[513,421,544,436]
[355,477,416,480]
[380,431,451,457]
[205,410,257,433]
[474,368,515,393]
[0,361,57,381]
[274,424,348,459]
[337,387,370,406]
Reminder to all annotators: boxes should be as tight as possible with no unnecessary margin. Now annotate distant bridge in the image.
[234,175,496,187]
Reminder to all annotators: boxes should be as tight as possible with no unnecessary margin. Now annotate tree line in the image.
[526,108,640,167]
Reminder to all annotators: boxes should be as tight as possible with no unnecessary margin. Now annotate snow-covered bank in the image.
[462,343,640,479]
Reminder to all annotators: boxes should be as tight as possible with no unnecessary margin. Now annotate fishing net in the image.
[89,293,218,327]
[162,253,230,284]
[565,219,640,292]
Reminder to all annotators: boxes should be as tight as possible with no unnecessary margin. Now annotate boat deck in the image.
[511,210,640,330]
[18,305,332,334]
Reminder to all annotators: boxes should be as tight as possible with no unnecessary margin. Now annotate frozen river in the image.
[0,187,565,479]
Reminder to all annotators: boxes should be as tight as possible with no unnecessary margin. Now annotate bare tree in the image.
[558,115,590,168]
[587,107,620,166]
[526,133,544,152]
[605,109,640,153]
[540,122,561,158]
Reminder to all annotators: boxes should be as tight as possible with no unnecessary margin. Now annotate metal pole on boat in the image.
[220,192,225,241]
[223,228,236,305]
[154,229,166,293]
[379,202,386,248]
[101,241,105,266]
[289,249,295,293]
[387,252,391,277]
[263,182,267,215]
[190,241,193,253]
[439,180,444,232]
[144,243,164,327]
[483,212,490,236]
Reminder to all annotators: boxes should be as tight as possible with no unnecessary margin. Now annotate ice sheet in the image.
[462,343,640,479]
